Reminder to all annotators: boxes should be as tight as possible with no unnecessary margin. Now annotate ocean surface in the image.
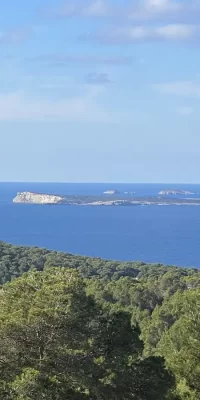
[1,182,200,268]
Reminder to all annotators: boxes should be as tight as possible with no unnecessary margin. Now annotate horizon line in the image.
[0,181,200,185]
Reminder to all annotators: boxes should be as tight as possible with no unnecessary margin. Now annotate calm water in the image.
[0,182,200,268]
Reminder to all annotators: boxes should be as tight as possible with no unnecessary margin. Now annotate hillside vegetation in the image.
[0,241,200,399]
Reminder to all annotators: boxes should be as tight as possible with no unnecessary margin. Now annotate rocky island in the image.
[159,189,194,196]
[13,192,63,204]
[13,192,200,206]
[103,190,119,195]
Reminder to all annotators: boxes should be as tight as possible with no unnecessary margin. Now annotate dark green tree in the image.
[0,267,175,399]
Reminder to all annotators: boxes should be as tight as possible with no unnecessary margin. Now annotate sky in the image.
[1,0,200,183]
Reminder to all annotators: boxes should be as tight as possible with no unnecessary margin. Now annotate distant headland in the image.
[159,189,194,196]
[13,191,200,207]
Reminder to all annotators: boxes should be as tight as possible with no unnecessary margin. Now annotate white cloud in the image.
[154,24,196,39]
[176,106,194,116]
[0,90,110,123]
[50,0,200,22]
[127,26,148,39]
[47,1,200,44]
[153,81,200,96]
[97,24,197,42]
[129,0,182,20]
[0,87,145,124]
[84,0,107,16]
[51,0,109,17]
[144,0,178,11]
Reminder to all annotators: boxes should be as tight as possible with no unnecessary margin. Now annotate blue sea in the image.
[1,182,200,268]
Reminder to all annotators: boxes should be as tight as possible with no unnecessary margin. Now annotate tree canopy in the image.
[0,241,200,399]
[0,266,174,399]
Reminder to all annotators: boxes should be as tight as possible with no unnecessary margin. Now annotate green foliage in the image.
[174,380,197,400]
[0,241,200,399]
[0,241,195,285]
[0,265,175,399]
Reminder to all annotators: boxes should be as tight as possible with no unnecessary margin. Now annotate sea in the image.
[1,182,200,269]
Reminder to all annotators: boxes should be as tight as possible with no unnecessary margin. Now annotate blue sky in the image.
[1,0,200,182]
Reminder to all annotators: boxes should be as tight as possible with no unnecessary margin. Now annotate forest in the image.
[0,241,200,399]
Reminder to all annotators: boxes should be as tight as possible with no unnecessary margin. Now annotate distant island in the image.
[159,189,194,196]
[103,190,119,195]
[13,191,200,206]
[13,192,63,205]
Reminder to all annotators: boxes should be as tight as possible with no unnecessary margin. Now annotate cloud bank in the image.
[47,0,200,22]
[88,24,198,43]
[46,0,200,44]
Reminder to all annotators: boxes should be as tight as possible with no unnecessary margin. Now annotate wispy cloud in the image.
[176,106,194,116]
[32,54,133,66]
[88,24,198,43]
[45,1,200,44]
[0,28,30,45]
[0,86,147,124]
[153,81,200,96]
[0,90,111,123]
[44,0,111,18]
[45,0,200,22]
[85,72,112,85]
[129,0,184,21]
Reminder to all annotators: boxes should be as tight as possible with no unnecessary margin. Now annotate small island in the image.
[103,190,119,195]
[13,192,63,205]
[159,189,194,196]
[13,191,200,207]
